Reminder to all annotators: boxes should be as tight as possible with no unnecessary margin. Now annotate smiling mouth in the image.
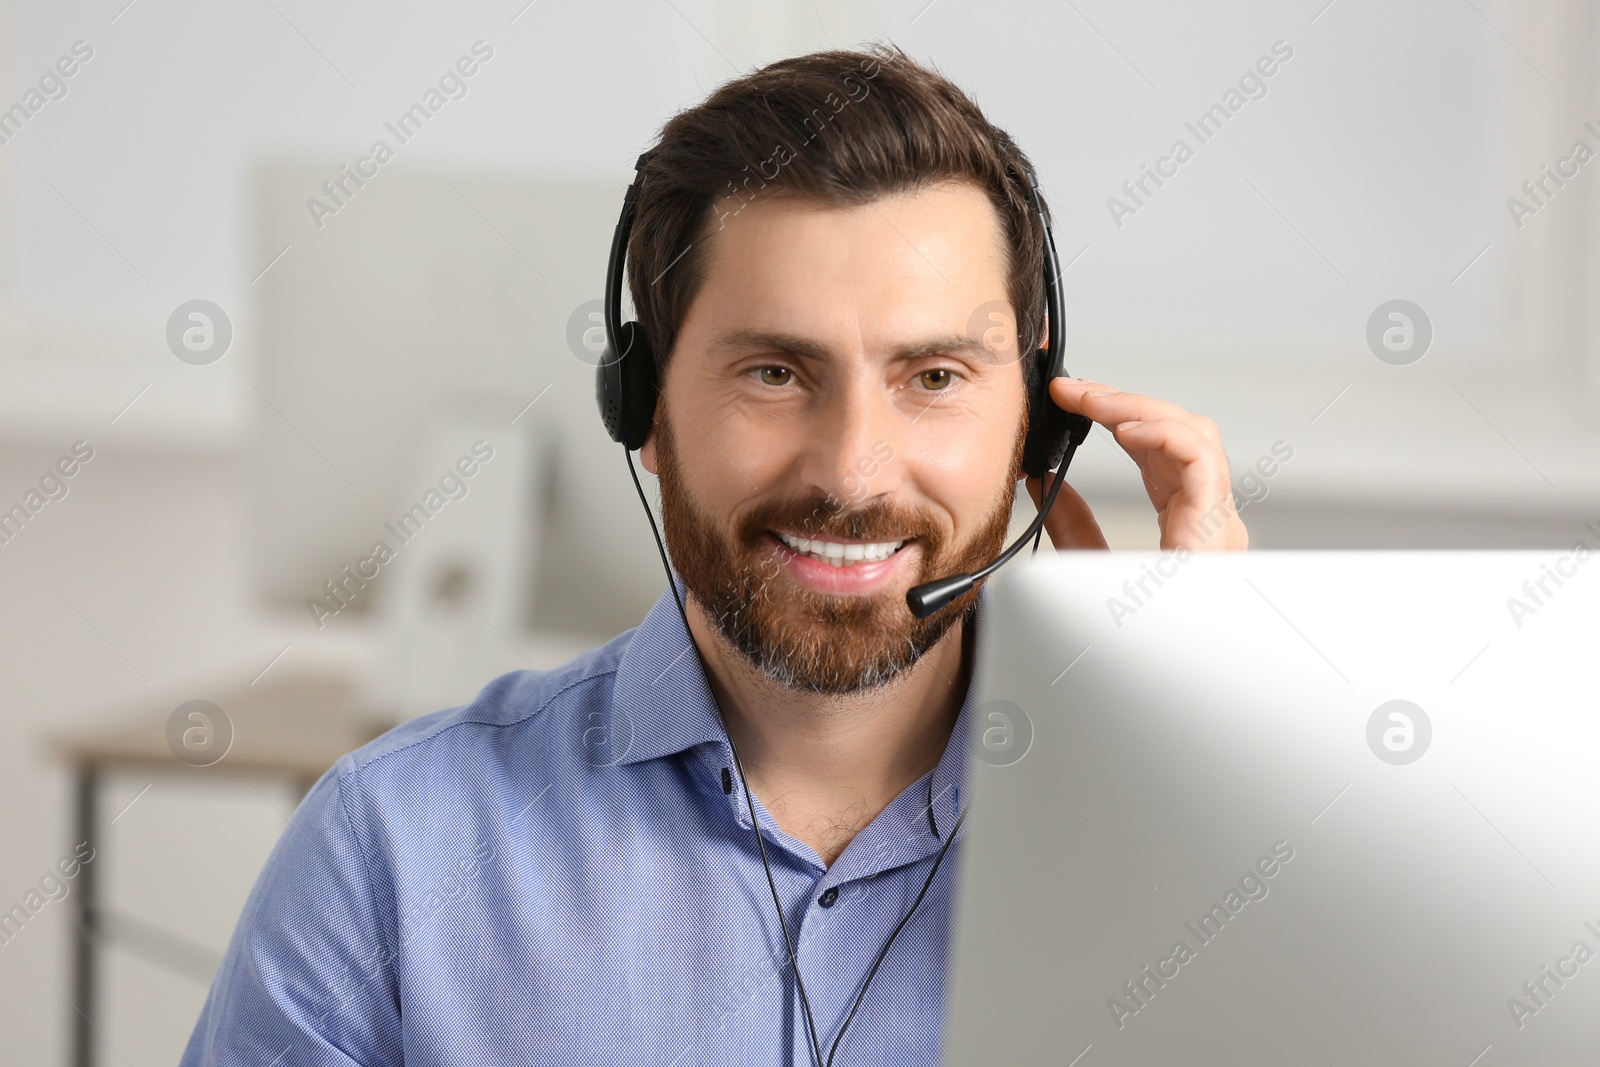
[771,530,909,567]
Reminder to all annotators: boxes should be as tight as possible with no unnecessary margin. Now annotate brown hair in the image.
[627,42,1048,392]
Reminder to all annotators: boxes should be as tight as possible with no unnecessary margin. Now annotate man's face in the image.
[641,180,1028,694]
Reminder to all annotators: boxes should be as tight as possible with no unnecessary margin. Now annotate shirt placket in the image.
[691,742,958,1065]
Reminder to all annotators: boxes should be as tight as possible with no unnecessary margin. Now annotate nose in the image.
[797,367,904,513]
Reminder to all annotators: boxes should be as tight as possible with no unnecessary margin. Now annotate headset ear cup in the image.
[595,320,658,449]
[596,334,622,444]
[617,321,659,451]
[1021,346,1066,479]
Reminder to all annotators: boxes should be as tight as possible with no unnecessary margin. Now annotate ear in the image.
[638,346,665,473]
[639,417,659,474]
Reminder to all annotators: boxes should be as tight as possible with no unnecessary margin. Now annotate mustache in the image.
[736,491,941,546]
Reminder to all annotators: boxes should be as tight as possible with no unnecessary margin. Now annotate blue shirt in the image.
[182,581,985,1066]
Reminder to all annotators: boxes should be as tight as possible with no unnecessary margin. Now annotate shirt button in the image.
[818,887,839,908]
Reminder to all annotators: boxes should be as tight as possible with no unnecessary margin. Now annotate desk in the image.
[51,672,390,1067]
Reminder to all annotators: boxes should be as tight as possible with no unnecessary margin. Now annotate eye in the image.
[754,366,793,387]
[916,368,955,391]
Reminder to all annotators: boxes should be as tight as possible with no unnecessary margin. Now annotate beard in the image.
[653,415,1026,695]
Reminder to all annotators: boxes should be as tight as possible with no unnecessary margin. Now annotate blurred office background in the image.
[2,0,1597,1061]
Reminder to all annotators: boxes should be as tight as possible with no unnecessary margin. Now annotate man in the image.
[182,44,1245,1066]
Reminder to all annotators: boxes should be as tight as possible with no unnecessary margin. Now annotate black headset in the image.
[592,150,1090,1066]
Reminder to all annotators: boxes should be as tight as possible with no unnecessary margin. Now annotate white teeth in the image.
[775,531,905,566]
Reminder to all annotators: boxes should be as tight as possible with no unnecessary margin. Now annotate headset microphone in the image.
[902,443,1076,617]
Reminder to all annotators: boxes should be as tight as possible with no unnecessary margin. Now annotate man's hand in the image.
[1023,378,1249,552]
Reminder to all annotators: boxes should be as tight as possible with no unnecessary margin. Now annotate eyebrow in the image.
[706,328,1005,365]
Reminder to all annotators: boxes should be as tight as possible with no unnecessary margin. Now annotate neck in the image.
[685,596,972,868]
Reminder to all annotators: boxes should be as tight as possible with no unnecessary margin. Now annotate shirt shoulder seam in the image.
[319,756,399,1059]
[345,660,623,778]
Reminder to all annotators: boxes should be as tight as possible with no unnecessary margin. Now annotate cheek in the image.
[900,423,1015,526]
[937,390,1024,479]
[669,410,789,530]
[715,410,800,493]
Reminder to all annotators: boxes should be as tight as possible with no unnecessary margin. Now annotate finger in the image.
[1049,379,1220,441]
[1025,474,1110,551]
[1109,418,1216,467]
[1110,419,1233,515]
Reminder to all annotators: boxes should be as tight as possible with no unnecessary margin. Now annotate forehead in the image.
[682,180,1012,357]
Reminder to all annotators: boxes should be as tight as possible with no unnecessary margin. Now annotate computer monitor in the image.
[945,550,1600,1066]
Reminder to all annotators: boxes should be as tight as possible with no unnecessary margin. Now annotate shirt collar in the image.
[610,578,729,768]
[611,577,991,822]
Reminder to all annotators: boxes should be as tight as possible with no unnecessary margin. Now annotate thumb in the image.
[1025,474,1110,551]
